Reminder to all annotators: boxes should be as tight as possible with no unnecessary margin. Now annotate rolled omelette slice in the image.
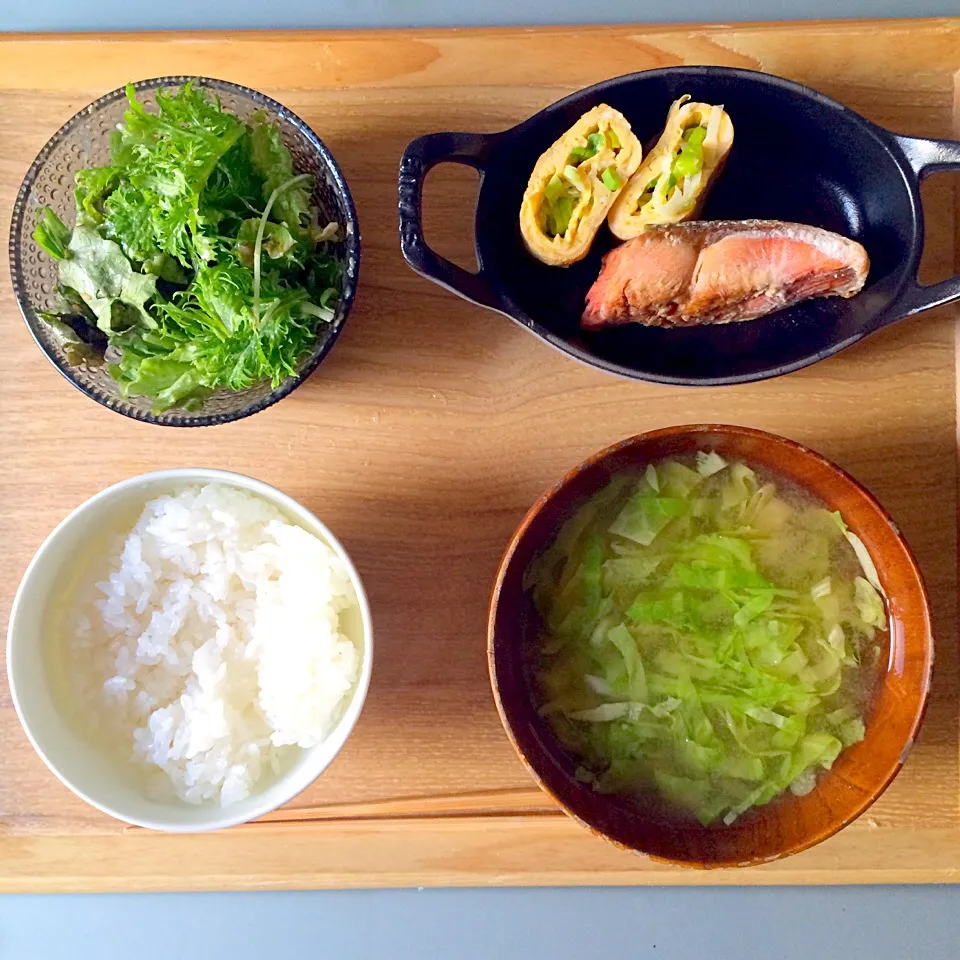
[519,105,643,267]
[608,96,734,241]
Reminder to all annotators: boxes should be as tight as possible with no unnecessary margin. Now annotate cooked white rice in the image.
[64,483,360,807]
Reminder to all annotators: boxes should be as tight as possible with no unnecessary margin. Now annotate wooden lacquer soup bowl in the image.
[487,425,933,867]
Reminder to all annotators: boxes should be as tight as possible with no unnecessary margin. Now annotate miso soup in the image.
[525,451,887,826]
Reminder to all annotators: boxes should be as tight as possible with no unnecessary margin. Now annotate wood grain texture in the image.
[0,20,958,890]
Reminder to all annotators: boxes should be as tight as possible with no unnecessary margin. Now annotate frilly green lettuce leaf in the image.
[249,116,313,233]
[75,166,118,225]
[33,207,71,261]
[58,225,157,333]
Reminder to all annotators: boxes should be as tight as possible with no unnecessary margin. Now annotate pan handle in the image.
[398,131,505,311]
[894,134,960,316]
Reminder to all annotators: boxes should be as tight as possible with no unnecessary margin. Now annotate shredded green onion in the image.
[672,125,708,179]
[541,173,579,238]
[568,130,610,168]
[601,167,622,191]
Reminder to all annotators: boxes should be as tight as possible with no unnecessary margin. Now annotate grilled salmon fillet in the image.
[582,220,869,329]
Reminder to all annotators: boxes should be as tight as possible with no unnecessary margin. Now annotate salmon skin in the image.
[582,220,869,329]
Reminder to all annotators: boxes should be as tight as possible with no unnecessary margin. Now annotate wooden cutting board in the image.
[1,20,959,891]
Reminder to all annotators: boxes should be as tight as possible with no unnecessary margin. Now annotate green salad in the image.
[525,452,886,826]
[33,83,342,412]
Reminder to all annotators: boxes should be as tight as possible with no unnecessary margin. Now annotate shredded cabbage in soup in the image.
[525,452,886,826]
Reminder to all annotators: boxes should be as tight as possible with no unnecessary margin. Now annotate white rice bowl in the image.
[63,483,361,808]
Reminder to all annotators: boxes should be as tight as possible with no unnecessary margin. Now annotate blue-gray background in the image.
[5,0,960,31]
[2,886,960,958]
[4,1,960,957]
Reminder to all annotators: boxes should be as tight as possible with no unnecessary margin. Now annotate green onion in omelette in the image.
[525,452,886,826]
[672,125,708,179]
[601,168,622,191]
[542,173,578,238]
[32,82,342,412]
[542,128,627,237]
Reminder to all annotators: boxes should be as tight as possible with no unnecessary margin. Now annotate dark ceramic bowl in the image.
[10,76,360,427]
[400,66,960,385]
[487,425,933,867]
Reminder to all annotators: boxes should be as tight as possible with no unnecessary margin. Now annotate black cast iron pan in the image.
[398,66,960,386]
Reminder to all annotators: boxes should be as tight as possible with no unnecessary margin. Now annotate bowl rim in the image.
[8,75,361,427]
[486,423,934,866]
[6,467,374,832]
